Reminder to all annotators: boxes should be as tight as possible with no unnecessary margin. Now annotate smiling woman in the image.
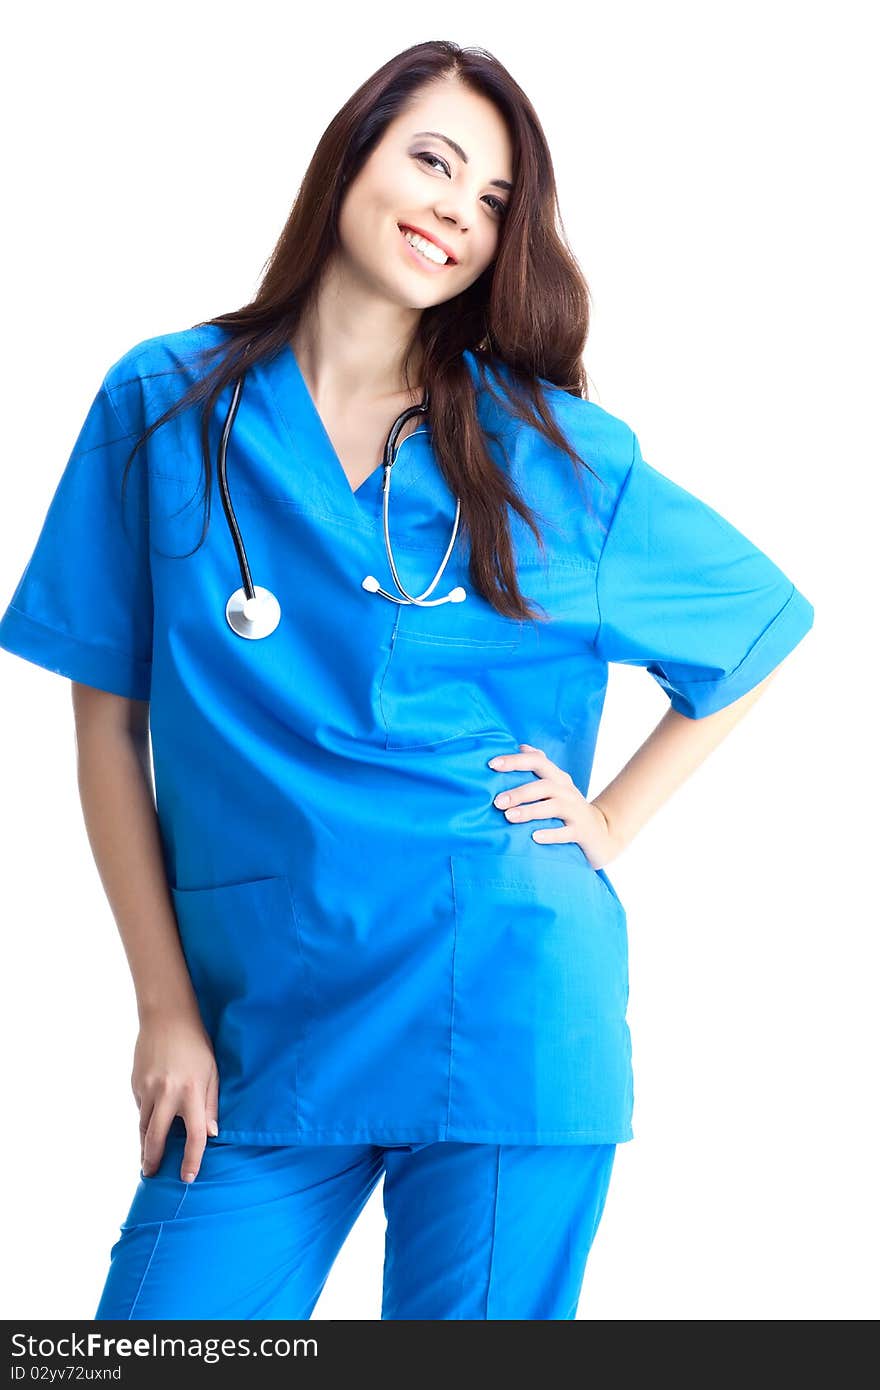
[397,128,512,266]
[331,81,514,313]
[0,37,813,1323]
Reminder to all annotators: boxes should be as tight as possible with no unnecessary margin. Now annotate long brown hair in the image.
[122,39,603,622]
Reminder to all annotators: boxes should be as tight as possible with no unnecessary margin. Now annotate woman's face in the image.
[337,77,513,311]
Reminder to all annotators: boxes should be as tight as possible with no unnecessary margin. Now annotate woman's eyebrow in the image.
[410,130,512,191]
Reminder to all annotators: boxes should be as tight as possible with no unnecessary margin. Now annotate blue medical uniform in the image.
[0,324,815,1151]
[93,1135,617,1319]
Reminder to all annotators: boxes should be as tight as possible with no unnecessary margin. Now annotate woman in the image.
[0,40,814,1320]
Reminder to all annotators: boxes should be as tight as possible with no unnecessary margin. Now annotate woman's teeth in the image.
[400,226,450,265]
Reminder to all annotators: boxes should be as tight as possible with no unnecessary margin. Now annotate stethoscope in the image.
[220,371,467,640]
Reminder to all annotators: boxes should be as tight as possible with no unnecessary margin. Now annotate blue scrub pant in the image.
[94,1134,616,1320]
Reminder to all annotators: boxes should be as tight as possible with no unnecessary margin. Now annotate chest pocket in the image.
[378,559,544,752]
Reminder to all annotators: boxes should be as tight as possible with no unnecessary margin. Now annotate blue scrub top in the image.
[0,324,814,1146]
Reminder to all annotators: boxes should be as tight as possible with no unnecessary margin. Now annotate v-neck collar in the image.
[262,341,432,515]
[254,338,517,529]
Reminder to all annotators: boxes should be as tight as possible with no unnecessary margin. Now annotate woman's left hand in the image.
[488,743,618,870]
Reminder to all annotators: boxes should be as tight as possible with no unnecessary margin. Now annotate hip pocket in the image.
[170,874,302,1136]
[448,850,632,1137]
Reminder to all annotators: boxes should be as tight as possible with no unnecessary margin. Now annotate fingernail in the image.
[208,1120,218,1136]
[494,794,510,808]
[488,758,504,768]
[183,1171,196,1183]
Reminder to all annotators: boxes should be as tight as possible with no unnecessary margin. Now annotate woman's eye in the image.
[415,151,449,174]
[414,153,508,217]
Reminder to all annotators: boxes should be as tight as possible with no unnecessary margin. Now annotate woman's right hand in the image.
[132,1008,220,1184]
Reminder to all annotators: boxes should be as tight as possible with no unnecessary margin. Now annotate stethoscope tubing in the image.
[220,366,466,639]
[218,375,253,598]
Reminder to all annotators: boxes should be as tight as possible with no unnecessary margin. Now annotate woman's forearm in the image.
[592,670,778,857]
[73,704,200,1025]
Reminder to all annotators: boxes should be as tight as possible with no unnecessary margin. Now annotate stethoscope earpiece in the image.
[220,371,465,638]
[362,577,468,605]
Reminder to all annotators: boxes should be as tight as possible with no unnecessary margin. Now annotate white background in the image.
[1,0,875,1321]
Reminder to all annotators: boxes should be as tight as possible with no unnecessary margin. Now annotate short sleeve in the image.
[594,431,814,719]
[0,374,153,699]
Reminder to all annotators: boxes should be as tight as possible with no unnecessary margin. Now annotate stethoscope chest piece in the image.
[225,585,282,639]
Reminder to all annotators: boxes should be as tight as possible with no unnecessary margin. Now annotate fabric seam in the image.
[447,860,459,1136]
[592,429,638,658]
[126,1180,191,1317]
[4,602,152,668]
[126,1224,163,1318]
[101,380,132,436]
[670,582,799,692]
[485,1146,502,1319]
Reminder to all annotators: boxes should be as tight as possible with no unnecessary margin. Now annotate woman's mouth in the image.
[398,224,456,273]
